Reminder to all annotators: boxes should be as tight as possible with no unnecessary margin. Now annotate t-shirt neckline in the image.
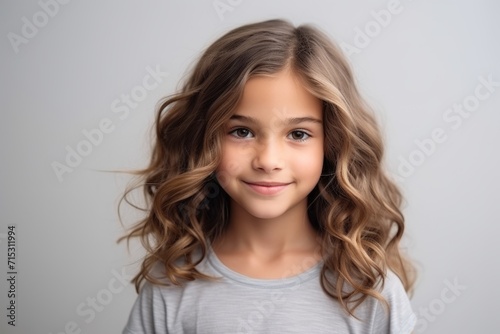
[206,242,324,289]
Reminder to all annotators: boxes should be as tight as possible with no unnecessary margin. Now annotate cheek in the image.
[216,144,242,187]
[294,144,324,178]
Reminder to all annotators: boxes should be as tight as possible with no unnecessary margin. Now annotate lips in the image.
[243,181,291,195]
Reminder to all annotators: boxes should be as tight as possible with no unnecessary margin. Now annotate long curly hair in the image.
[117,18,416,316]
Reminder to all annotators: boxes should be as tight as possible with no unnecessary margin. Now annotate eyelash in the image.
[228,127,311,142]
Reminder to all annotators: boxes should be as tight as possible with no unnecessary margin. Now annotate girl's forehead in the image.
[235,70,322,119]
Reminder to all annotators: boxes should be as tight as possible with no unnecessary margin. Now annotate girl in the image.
[119,18,417,333]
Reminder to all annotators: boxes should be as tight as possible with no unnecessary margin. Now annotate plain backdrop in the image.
[1,0,499,333]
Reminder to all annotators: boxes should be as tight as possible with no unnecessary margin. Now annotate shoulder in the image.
[122,271,169,334]
[380,270,410,299]
[122,255,214,334]
[369,270,417,334]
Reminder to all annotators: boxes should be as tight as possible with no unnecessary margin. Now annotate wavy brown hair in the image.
[117,18,416,316]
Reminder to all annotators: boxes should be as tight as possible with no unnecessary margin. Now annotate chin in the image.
[248,211,284,220]
[240,203,291,220]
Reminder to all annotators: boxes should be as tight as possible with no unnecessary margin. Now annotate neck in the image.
[213,198,321,258]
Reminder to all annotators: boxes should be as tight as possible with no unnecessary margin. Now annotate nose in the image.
[251,138,284,173]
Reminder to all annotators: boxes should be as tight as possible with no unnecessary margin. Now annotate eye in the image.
[288,130,310,142]
[229,128,253,138]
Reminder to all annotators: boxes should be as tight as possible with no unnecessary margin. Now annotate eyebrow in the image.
[229,114,322,126]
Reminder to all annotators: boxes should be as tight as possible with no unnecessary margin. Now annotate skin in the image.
[212,67,325,279]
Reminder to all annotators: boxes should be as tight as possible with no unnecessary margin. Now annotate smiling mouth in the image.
[243,181,291,195]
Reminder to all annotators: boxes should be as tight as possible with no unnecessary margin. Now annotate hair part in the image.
[117,18,416,317]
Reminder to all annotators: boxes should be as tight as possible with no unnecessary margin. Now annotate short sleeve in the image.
[371,271,417,334]
[122,280,168,334]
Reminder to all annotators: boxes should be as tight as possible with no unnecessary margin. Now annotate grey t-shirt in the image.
[123,245,416,333]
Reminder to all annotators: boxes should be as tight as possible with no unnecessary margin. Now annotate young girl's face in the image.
[216,68,324,221]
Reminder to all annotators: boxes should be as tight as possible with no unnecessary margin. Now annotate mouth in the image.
[242,181,291,195]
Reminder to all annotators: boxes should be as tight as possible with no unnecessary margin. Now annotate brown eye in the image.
[288,130,310,142]
[230,128,253,138]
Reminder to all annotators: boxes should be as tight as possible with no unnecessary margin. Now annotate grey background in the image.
[1,0,499,333]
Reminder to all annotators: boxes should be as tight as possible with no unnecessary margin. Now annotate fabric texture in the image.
[122,244,416,334]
